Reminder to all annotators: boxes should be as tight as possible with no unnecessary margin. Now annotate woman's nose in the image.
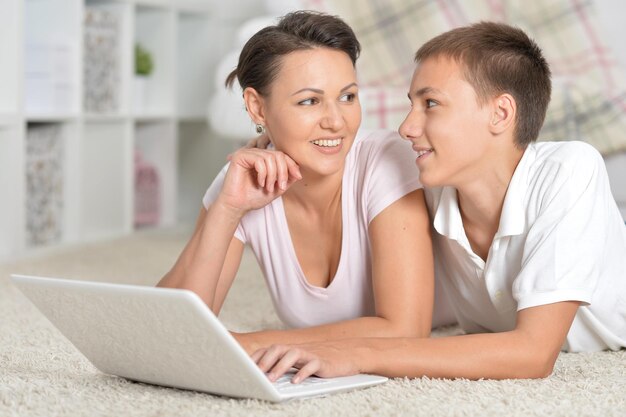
[321,102,344,131]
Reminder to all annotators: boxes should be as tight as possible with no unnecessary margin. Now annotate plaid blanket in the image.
[300,0,626,155]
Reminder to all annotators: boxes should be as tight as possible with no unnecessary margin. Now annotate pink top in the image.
[203,129,422,328]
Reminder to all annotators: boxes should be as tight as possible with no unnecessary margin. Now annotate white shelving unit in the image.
[0,0,242,261]
[0,0,21,118]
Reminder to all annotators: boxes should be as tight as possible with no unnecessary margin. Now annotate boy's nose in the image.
[398,111,424,141]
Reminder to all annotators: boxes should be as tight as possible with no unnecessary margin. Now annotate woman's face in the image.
[257,48,361,179]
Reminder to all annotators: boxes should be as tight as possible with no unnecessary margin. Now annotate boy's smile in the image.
[399,56,494,188]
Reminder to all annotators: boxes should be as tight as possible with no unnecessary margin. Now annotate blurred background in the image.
[1,0,625,262]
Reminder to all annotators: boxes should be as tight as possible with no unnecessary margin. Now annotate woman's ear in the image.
[489,93,516,135]
[243,87,267,126]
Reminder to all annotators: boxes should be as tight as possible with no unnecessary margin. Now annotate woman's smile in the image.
[310,137,344,155]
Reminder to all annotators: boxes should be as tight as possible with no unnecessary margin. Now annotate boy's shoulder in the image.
[531,140,601,161]
[527,140,604,181]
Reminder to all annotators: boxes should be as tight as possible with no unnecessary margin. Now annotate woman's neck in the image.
[283,167,344,215]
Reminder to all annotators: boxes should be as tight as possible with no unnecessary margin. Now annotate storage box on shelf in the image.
[84,0,133,118]
[25,122,81,247]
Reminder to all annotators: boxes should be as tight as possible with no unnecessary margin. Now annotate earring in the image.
[255,124,265,134]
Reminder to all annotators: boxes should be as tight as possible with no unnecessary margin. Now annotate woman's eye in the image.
[426,99,438,108]
[340,93,356,102]
[298,98,318,105]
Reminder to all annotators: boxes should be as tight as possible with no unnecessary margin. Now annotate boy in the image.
[251,21,626,381]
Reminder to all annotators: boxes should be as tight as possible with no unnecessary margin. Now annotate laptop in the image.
[10,274,387,402]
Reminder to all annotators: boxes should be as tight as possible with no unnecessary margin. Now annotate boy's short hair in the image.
[415,22,551,149]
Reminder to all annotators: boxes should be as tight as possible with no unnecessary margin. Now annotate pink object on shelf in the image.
[134,150,161,227]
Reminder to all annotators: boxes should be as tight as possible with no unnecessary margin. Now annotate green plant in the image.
[135,43,154,76]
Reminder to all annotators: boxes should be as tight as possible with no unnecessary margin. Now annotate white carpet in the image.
[1,228,624,417]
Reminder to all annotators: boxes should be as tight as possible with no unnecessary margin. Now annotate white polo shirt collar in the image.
[432,144,536,243]
[432,186,464,241]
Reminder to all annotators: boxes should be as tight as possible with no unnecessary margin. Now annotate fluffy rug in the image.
[1,228,624,417]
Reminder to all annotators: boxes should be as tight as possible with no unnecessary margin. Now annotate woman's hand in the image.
[218,148,302,214]
[250,341,361,383]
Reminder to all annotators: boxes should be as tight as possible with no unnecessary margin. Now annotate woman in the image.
[158,11,452,354]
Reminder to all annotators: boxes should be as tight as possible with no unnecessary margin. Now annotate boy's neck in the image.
[456,146,525,261]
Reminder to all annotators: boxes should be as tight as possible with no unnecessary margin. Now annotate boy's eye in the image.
[298,98,318,105]
[340,93,356,102]
[426,99,438,108]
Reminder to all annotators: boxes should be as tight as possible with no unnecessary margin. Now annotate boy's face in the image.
[399,56,495,188]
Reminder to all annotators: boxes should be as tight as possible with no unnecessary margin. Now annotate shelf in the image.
[84,113,130,122]
[83,1,130,115]
[0,124,25,259]
[133,0,173,8]
[1,0,246,259]
[24,0,81,115]
[133,5,175,115]
[23,121,81,249]
[134,120,177,227]
[133,113,175,122]
[177,114,208,123]
[0,0,21,115]
[26,113,80,123]
[80,120,133,240]
[0,113,20,126]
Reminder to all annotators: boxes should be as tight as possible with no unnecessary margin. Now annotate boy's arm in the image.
[252,300,579,382]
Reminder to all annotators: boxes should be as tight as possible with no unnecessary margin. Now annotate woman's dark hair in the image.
[225,11,360,96]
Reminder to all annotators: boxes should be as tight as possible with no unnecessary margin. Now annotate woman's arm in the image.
[235,188,435,351]
[158,148,302,312]
[252,300,580,382]
[157,205,244,312]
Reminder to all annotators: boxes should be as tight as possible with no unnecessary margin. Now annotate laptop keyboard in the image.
[273,373,331,392]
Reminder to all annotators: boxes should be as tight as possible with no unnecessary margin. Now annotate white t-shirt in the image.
[203,129,425,328]
[425,141,626,352]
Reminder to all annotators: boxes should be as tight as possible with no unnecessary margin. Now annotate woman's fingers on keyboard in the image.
[292,359,322,383]
[266,348,306,382]
[250,348,265,364]
[252,344,319,383]
[253,344,291,374]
